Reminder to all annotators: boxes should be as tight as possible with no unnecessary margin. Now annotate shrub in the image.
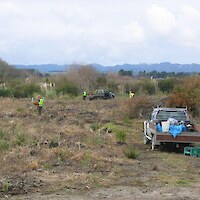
[80,152,91,166]
[45,90,57,99]
[12,83,41,98]
[90,123,100,131]
[96,76,107,89]
[43,163,50,170]
[24,83,41,97]
[158,78,178,93]
[0,129,5,139]
[53,148,67,164]
[107,80,119,93]
[0,140,9,152]
[127,79,157,96]
[125,95,152,119]
[56,82,79,96]
[16,106,24,113]
[115,130,127,144]
[176,179,189,186]
[0,89,13,97]
[126,82,140,94]
[141,79,157,95]
[93,136,105,145]
[16,132,26,146]
[12,86,26,98]
[166,76,200,117]
[1,182,12,192]
[124,147,141,159]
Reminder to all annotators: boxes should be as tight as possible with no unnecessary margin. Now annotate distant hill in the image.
[93,62,200,74]
[14,62,200,74]
[15,64,67,73]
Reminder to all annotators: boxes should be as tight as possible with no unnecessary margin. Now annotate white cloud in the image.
[52,2,88,21]
[171,5,200,47]
[0,1,22,16]
[1,0,200,65]
[146,4,177,35]
[181,5,200,24]
[145,3,200,49]
[119,22,145,44]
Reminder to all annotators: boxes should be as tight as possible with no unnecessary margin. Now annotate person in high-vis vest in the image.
[83,91,87,100]
[34,96,44,115]
[129,91,134,98]
[38,97,44,115]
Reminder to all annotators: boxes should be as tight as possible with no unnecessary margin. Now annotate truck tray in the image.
[155,132,200,143]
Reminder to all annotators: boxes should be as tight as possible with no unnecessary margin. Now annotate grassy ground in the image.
[0,97,199,199]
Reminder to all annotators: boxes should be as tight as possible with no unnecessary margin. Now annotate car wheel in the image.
[151,135,156,150]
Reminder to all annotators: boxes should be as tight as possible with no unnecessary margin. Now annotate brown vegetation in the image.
[167,76,200,116]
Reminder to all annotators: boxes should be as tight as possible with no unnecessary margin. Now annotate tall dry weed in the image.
[166,76,200,117]
[124,95,153,119]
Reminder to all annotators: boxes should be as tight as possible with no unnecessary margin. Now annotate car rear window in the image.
[156,110,186,121]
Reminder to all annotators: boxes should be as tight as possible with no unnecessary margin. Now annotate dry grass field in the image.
[0,97,199,200]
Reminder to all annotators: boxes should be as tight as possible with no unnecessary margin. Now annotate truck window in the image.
[156,110,186,121]
[170,111,186,121]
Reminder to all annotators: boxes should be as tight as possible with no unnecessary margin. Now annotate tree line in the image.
[118,69,198,78]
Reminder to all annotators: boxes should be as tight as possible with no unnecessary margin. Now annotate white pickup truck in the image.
[144,107,200,150]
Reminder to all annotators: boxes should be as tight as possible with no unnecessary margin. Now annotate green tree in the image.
[118,69,133,77]
[55,76,79,96]
[96,76,107,88]
[158,78,178,93]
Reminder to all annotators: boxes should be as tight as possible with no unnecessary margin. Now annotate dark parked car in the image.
[89,89,115,100]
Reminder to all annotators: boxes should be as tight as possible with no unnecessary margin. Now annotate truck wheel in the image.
[143,121,150,144]
[151,135,156,150]
[143,134,149,145]
[151,140,155,150]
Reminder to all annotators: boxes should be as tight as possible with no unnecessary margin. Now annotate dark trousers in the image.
[37,106,42,115]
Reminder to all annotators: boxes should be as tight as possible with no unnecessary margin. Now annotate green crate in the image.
[184,147,200,157]
[184,147,192,156]
[192,147,200,157]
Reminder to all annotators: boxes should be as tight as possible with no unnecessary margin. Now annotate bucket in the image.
[162,121,170,132]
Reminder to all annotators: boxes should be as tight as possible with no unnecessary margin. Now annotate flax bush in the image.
[115,130,127,144]
[124,147,141,159]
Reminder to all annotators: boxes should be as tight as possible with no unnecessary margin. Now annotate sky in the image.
[1,0,200,66]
